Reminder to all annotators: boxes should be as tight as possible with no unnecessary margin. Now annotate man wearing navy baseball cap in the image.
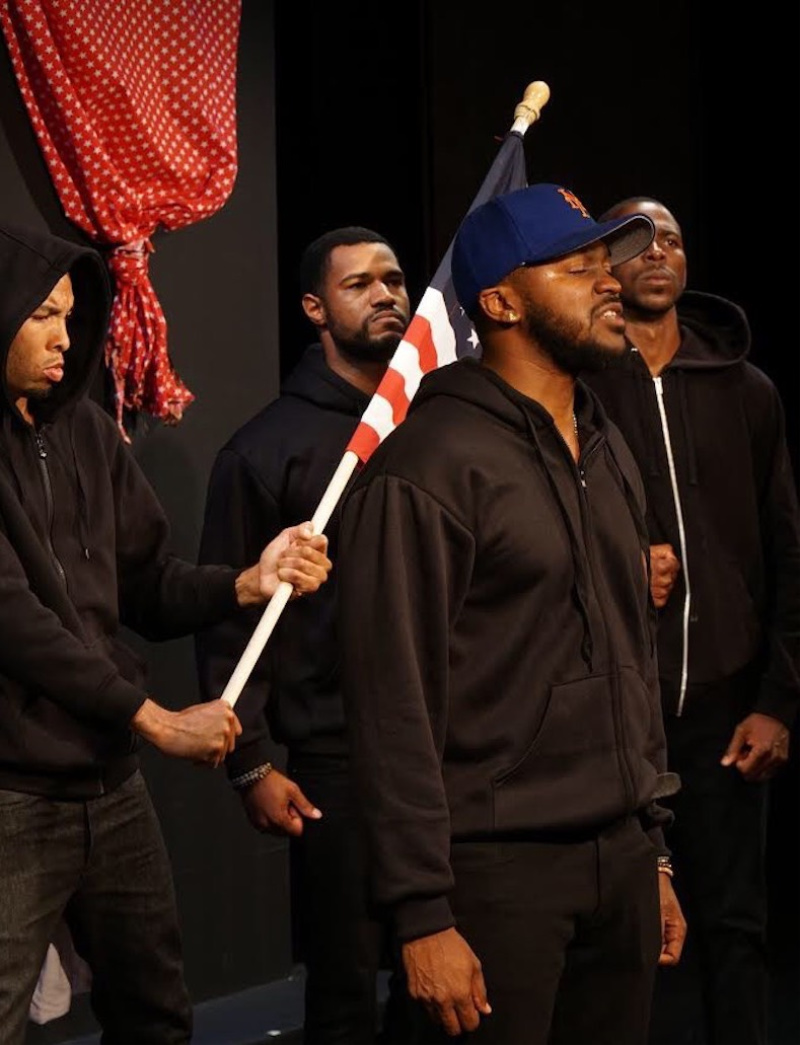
[451,183,653,318]
[338,183,687,1043]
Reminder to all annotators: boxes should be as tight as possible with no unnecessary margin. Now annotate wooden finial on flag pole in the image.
[511,81,551,135]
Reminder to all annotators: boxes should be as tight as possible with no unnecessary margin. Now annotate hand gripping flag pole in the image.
[220,80,550,708]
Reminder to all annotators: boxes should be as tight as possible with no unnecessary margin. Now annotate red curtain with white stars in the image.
[0,0,241,437]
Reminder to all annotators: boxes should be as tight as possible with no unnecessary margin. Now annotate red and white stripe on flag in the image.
[345,130,528,465]
[346,285,458,463]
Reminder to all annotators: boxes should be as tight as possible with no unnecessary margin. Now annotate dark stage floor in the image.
[26,962,800,1045]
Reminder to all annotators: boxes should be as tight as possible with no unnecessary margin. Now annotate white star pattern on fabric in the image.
[345,132,529,465]
[0,0,242,439]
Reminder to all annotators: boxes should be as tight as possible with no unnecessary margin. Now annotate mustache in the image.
[372,306,407,320]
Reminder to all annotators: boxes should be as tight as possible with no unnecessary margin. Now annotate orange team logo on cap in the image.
[558,188,590,219]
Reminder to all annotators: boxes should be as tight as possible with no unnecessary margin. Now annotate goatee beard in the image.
[519,298,626,376]
[337,335,402,365]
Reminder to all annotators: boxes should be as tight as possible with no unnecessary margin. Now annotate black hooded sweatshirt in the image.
[584,291,800,724]
[195,344,372,778]
[0,223,239,798]
[338,358,674,942]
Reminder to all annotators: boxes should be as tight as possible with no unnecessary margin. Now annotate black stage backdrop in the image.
[274,4,799,1019]
[0,1,795,1039]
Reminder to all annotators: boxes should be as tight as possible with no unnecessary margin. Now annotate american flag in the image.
[220,128,529,709]
[346,130,528,464]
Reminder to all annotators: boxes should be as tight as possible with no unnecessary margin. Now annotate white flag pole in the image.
[220,451,360,706]
[220,81,550,709]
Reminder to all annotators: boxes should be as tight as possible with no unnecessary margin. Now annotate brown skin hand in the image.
[658,873,687,966]
[131,698,242,769]
[234,523,331,606]
[239,767,322,836]
[650,543,681,608]
[402,928,491,1037]
[721,713,791,782]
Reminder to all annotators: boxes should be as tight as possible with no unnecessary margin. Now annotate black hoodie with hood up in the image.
[338,358,674,942]
[584,291,800,724]
[0,223,239,799]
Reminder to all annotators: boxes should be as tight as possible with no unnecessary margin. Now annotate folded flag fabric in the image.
[346,130,528,464]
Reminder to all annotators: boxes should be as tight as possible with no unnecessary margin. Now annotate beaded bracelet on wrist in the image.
[230,762,273,791]
[657,855,674,877]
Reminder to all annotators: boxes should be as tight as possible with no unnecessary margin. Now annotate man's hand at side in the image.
[721,712,791,782]
[658,873,687,966]
[239,767,322,836]
[650,543,681,608]
[402,927,491,1037]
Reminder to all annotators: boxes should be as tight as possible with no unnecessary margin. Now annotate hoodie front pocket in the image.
[492,674,630,833]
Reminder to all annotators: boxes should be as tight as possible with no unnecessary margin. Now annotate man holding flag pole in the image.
[337,183,687,1042]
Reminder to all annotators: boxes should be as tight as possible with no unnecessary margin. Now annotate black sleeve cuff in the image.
[393,895,455,943]
[755,680,799,730]
[225,739,275,781]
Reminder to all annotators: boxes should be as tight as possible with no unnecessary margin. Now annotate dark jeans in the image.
[288,751,402,1044]
[0,769,191,1045]
[650,672,769,1045]
[406,816,662,1045]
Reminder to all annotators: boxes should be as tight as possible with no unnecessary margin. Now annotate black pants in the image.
[288,751,402,1044]
[406,816,662,1045]
[650,672,769,1045]
[0,770,191,1045]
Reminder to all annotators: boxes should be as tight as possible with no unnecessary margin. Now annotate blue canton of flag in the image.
[347,131,528,463]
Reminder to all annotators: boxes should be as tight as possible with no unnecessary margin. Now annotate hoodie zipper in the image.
[577,438,602,489]
[652,376,691,714]
[576,432,640,801]
[33,429,68,586]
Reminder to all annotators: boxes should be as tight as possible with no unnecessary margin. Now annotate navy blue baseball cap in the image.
[452,183,655,318]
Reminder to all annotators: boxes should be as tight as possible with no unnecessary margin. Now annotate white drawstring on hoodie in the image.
[653,375,692,715]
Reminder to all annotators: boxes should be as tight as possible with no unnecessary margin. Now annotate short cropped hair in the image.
[300,226,393,296]
[598,196,662,222]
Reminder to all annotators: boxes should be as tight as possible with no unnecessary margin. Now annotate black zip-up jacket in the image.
[195,344,371,778]
[338,359,674,941]
[0,223,239,798]
[584,291,800,724]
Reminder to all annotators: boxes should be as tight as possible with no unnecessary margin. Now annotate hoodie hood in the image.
[281,343,372,418]
[408,355,610,438]
[673,290,751,369]
[0,223,111,423]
